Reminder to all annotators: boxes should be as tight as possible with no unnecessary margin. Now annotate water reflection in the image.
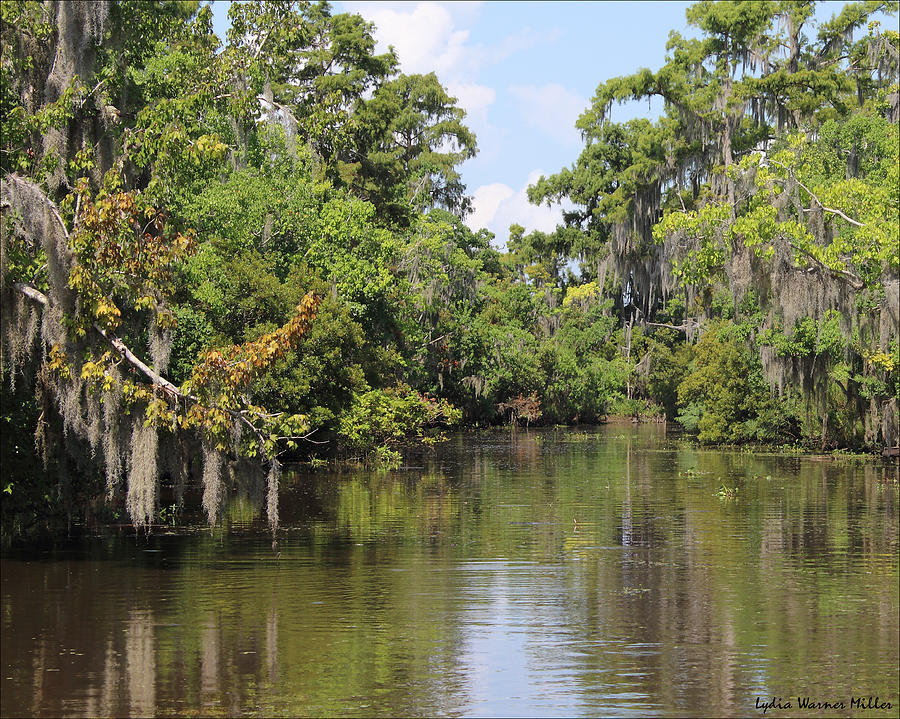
[1,425,898,717]
[125,609,155,717]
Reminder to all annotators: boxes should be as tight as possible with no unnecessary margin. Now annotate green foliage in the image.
[338,383,461,455]
[523,0,899,451]
[352,73,477,220]
[759,310,844,361]
[678,322,789,443]
[648,339,693,419]
[3,0,899,539]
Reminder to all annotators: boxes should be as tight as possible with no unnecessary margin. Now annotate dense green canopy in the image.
[1,0,897,536]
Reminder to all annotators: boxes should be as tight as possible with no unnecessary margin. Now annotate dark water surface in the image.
[2,426,898,718]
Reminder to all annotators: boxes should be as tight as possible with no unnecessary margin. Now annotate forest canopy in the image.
[1,0,897,535]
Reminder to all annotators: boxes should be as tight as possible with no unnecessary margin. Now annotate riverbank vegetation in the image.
[1,0,897,534]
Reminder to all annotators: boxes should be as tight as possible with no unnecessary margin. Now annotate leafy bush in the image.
[338,383,461,453]
[677,322,787,443]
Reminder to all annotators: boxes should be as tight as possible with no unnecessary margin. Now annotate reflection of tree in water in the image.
[422,483,452,543]
[125,609,156,717]
[266,601,278,686]
[508,430,541,471]
[542,438,897,715]
[94,640,120,719]
[29,631,47,716]
[200,617,220,709]
[1,429,896,717]
[621,439,632,547]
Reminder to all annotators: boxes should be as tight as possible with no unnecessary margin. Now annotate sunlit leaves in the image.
[189,292,320,398]
[352,72,477,219]
[64,180,195,332]
[180,292,320,451]
[677,321,783,443]
[654,202,731,286]
[338,382,461,453]
[759,310,845,361]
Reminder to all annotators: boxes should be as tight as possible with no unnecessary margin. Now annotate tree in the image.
[531,0,897,324]
[1,1,322,531]
[525,0,898,448]
[352,72,477,222]
[225,0,397,172]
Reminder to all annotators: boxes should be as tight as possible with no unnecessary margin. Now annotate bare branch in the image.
[256,95,300,131]
[646,319,701,332]
[769,159,866,227]
[788,244,865,290]
[79,79,106,109]
[800,204,866,227]
[14,282,326,453]
[95,326,182,396]
[253,30,271,60]
[12,282,48,306]
[13,282,181,395]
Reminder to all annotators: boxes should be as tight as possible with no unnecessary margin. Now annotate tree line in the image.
[1,0,897,534]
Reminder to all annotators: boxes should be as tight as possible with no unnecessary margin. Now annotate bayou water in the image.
[2,425,898,717]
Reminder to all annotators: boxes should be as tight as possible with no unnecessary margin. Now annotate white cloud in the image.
[488,26,561,65]
[508,84,586,147]
[344,1,484,28]
[347,2,473,78]
[344,3,558,123]
[447,81,496,147]
[349,2,557,82]
[466,170,569,249]
[447,82,494,117]
[345,1,498,140]
[341,1,571,245]
[468,183,514,234]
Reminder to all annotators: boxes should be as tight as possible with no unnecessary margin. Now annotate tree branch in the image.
[13,282,181,396]
[79,79,106,109]
[6,175,325,452]
[646,319,700,332]
[769,159,866,227]
[788,245,865,290]
[800,204,865,227]
[4,178,182,393]
[4,173,71,240]
[14,282,327,452]
[96,325,182,396]
[257,95,300,131]
[253,30,271,60]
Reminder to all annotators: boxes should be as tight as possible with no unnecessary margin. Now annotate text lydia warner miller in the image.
[756,696,894,713]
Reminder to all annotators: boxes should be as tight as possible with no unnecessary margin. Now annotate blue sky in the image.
[210,1,858,246]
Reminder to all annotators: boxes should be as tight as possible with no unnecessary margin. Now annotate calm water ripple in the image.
[2,425,898,717]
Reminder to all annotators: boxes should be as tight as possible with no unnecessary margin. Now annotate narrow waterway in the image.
[2,425,898,717]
